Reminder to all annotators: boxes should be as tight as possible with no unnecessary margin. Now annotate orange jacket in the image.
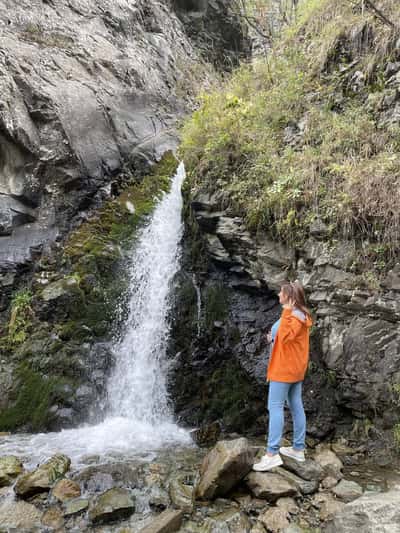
[267,308,312,383]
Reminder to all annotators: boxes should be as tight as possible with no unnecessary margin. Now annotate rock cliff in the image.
[0,0,249,431]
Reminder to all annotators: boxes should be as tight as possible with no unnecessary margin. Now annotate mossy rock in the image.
[0,364,74,432]
[0,456,23,487]
[14,454,71,499]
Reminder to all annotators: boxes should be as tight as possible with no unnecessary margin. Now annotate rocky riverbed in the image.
[0,433,399,532]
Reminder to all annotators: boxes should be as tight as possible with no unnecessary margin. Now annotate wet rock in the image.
[73,461,142,492]
[0,499,42,530]
[139,508,183,533]
[244,472,298,502]
[312,492,346,521]
[41,506,64,529]
[63,498,89,517]
[15,454,71,499]
[324,490,400,532]
[275,467,319,496]
[259,507,289,532]
[204,509,251,533]
[89,487,135,525]
[169,477,194,513]
[195,438,256,500]
[190,421,221,447]
[331,479,363,502]
[280,455,324,481]
[313,448,343,479]
[0,455,23,487]
[52,478,81,502]
[148,485,171,511]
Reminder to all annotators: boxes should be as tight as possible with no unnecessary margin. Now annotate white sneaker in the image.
[279,446,305,462]
[253,454,283,471]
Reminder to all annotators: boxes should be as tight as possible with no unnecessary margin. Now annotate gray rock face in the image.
[324,490,400,532]
[177,186,400,442]
[195,438,256,500]
[0,0,245,282]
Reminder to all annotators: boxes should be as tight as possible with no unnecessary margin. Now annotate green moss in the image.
[202,362,260,432]
[394,424,400,451]
[7,289,33,346]
[0,364,71,431]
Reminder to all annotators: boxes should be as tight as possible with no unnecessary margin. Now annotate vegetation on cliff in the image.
[180,0,400,271]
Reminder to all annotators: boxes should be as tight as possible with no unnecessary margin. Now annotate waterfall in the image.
[0,162,192,467]
[107,162,185,424]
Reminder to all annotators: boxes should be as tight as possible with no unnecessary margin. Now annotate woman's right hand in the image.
[266,331,272,344]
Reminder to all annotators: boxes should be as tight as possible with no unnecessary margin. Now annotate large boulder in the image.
[14,454,71,499]
[280,455,324,482]
[324,490,400,532]
[331,479,363,503]
[195,438,256,500]
[244,472,298,502]
[0,455,23,487]
[89,487,135,525]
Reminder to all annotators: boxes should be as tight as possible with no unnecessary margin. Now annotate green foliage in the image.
[393,424,400,451]
[7,289,33,345]
[0,364,69,431]
[179,0,400,267]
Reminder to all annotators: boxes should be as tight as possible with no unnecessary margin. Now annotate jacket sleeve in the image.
[278,308,303,344]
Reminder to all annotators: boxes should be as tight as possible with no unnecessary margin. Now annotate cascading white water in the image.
[107,163,184,423]
[0,163,192,467]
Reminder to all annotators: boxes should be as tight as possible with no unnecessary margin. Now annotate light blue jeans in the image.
[267,381,306,454]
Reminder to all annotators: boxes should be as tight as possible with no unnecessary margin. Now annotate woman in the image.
[253,280,312,471]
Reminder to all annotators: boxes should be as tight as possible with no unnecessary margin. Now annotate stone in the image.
[0,499,42,530]
[190,422,221,447]
[41,506,64,529]
[195,438,256,500]
[276,497,298,514]
[89,487,135,525]
[52,478,81,501]
[312,492,346,521]
[63,498,89,517]
[331,479,363,502]
[15,454,71,498]
[313,448,343,478]
[250,523,267,533]
[0,455,23,487]
[139,509,183,533]
[321,476,339,489]
[275,467,319,495]
[259,507,289,532]
[280,455,324,481]
[244,472,298,502]
[324,490,400,532]
[204,509,251,533]
[169,478,194,513]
